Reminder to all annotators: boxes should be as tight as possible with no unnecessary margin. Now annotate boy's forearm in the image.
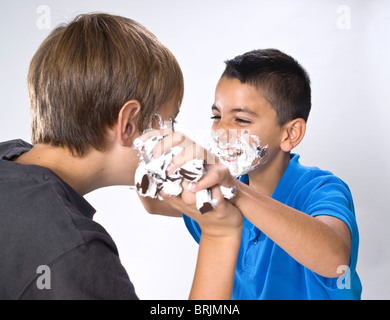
[137,194,182,217]
[189,230,242,300]
[232,180,350,278]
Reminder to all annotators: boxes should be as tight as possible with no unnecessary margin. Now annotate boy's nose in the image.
[212,128,239,147]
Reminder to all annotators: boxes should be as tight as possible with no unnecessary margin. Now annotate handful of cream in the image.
[133,134,236,214]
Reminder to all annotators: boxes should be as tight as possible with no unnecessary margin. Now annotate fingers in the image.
[168,143,220,176]
[167,143,208,175]
[137,128,170,142]
[188,165,233,193]
[209,184,224,209]
[136,130,233,212]
[137,130,219,174]
[138,129,192,161]
[160,180,197,207]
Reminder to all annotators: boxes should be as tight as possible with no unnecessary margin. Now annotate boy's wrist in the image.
[200,226,243,244]
[226,179,243,206]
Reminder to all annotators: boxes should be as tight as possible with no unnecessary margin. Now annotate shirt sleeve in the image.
[301,175,359,272]
[19,240,138,300]
[182,213,201,244]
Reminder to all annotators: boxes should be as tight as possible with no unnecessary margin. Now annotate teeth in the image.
[209,131,268,177]
[218,148,242,161]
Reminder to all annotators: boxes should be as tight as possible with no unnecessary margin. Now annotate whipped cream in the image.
[133,134,236,214]
[209,129,268,177]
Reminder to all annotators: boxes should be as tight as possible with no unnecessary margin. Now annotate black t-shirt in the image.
[0,139,138,300]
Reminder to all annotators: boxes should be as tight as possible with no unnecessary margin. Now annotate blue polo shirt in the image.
[183,154,362,299]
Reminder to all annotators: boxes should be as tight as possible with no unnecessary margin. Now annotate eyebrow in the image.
[212,105,257,116]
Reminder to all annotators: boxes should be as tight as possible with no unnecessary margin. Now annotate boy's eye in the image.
[235,118,251,124]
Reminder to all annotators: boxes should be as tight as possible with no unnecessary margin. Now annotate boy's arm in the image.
[137,194,182,217]
[165,181,243,299]
[188,166,351,279]
[136,161,243,299]
[189,229,241,299]
[136,130,350,278]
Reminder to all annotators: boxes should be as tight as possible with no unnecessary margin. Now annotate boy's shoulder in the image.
[284,153,349,187]
[0,140,123,299]
[272,153,353,210]
[0,140,108,243]
[0,139,32,160]
[0,139,107,253]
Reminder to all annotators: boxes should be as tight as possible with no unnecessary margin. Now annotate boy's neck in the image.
[14,144,112,196]
[247,151,291,196]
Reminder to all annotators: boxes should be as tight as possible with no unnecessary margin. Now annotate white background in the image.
[1,0,389,299]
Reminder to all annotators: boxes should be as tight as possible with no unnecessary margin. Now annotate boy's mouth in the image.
[218,148,243,162]
[208,129,269,177]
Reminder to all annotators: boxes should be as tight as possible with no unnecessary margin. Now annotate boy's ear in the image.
[117,100,141,147]
[280,118,306,152]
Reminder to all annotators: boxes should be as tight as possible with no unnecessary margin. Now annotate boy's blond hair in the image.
[28,13,184,156]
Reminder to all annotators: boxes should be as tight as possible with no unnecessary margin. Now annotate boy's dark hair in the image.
[222,49,311,125]
[28,13,184,156]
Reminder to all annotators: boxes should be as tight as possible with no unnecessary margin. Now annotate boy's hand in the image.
[137,130,243,300]
[137,129,218,169]
[161,179,243,238]
[136,129,243,236]
[186,164,241,204]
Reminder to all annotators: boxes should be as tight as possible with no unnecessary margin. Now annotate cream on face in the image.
[209,128,268,177]
[132,114,238,214]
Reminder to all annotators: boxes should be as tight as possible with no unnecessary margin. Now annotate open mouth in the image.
[218,148,243,162]
[209,129,269,177]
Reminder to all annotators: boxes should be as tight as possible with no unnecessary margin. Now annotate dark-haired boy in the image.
[148,49,362,299]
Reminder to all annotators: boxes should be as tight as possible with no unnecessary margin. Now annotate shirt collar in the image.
[0,139,33,160]
[271,153,302,202]
[238,153,301,202]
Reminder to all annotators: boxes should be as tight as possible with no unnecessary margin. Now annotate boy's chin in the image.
[218,158,254,177]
